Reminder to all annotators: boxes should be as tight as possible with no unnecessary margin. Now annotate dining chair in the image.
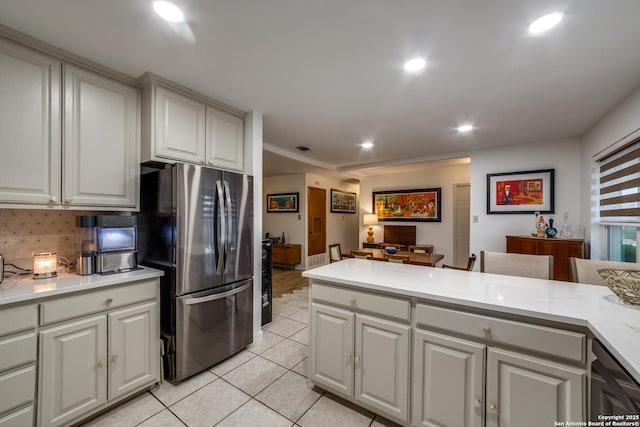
[328,243,343,263]
[569,257,640,285]
[442,253,477,271]
[351,250,373,260]
[409,245,433,254]
[385,254,410,264]
[481,251,554,280]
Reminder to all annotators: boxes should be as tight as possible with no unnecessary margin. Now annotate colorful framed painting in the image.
[486,169,554,214]
[372,188,441,222]
[267,192,299,213]
[330,189,356,213]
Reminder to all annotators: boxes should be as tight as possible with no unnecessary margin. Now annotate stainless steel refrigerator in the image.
[139,163,253,383]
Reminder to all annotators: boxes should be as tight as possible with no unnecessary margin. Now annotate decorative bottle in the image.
[560,212,573,238]
[545,218,557,238]
[281,232,286,244]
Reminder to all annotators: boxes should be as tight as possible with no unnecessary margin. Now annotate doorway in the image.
[453,183,471,267]
[307,186,326,256]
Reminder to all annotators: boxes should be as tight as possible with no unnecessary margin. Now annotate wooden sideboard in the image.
[506,235,585,282]
[272,244,302,269]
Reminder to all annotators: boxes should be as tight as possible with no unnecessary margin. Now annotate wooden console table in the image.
[506,235,585,282]
[272,244,302,269]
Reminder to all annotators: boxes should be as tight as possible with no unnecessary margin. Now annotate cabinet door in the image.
[310,303,354,398]
[206,106,244,171]
[39,315,107,427]
[109,301,159,400]
[155,85,206,163]
[63,64,139,208]
[486,348,585,427]
[413,329,484,427]
[0,38,61,205]
[355,313,410,423]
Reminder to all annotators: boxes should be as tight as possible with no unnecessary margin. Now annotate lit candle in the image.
[33,252,57,279]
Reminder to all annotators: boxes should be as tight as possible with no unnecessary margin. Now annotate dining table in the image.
[354,248,444,266]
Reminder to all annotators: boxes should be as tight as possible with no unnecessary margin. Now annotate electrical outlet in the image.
[473,215,479,223]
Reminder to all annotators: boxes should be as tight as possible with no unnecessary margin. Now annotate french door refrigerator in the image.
[139,163,253,383]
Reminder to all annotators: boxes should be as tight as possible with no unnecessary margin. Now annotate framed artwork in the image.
[267,192,299,213]
[487,169,554,214]
[330,189,356,213]
[372,188,441,222]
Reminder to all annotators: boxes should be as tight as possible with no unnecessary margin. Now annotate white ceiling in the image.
[2,1,640,180]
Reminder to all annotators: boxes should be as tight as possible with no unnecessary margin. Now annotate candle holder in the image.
[33,252,57,279]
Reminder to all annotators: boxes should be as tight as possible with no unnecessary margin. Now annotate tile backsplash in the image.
[0,209,100,262]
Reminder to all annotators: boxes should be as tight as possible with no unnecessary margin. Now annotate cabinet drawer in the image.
[415,304,586,363]
[0,405,34,427]
[312,282,410,322]
[0,332,36,371]
[40,279,158,325]
[0,366,35,415]
[0,304,37,336]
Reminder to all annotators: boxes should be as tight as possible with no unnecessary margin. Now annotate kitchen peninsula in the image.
[303,259,640,426]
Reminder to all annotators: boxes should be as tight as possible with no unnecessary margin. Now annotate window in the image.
[598,137,640,261]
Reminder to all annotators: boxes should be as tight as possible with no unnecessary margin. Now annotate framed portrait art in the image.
[330,189,356,213]
[372,188,441,222]
[266,193,299,213]
[487,169,554,214]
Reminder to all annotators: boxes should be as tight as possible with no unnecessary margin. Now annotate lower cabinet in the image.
[37,280,160,427]
[310,286,411,425]
[412,305,586,427]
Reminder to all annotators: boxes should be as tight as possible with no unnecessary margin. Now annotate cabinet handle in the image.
[106,298,113,305]
[50,196,58,203]
[207,161,214,166]
[64,197,72,204]
[346,353,352,360]
[489,403,498,414]
[474,399,482,408]
[350,298,356,306]
[355,355,361,364]
[483,326,491,335]
[98,359,106,367]
[200,160,206,165]
[111,354,119,362]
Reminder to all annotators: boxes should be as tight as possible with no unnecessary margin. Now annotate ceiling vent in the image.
[296,146,312,152]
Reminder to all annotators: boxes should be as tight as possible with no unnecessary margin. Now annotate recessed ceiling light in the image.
[361,141,374,149]
[404,58,426,73]
[457,124,474,133]
[528,11,563,34]
[153,1,184,23]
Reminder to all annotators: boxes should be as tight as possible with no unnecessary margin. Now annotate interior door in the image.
[454,183,471,267]
[308,186,326,256]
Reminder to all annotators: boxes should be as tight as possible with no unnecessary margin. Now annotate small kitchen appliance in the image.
[76,215,138,274]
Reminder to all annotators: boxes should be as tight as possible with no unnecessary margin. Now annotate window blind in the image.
[599,138,640,222]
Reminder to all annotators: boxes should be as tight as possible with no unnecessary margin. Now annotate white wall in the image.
[244,111,265,342]
[359,164,470,265]
[305,173,359,267]
[263,173,359,269]
[469,137,582,268]
[580,85,640,259]
[263,174,306,266]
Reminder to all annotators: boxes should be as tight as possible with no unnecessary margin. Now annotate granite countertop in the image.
[0,266,164,305]
[303,259,640,383]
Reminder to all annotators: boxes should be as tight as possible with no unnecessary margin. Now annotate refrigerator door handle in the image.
[183,282,252,305]
[216,179,226,275]
[223,180,232,274]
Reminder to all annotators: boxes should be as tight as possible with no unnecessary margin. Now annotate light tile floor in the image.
[82,287,401,427]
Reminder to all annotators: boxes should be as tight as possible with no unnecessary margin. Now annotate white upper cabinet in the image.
[206,106,244,171]
[63,64,140,209]
[154,86,206,163]
[0,38,61,205]
[140,73,245,172]
[0,37,140,211]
